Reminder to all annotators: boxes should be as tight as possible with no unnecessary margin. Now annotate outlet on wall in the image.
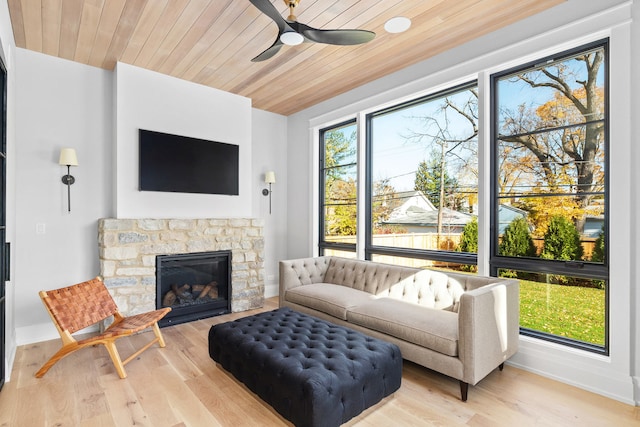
[36,223,46,234]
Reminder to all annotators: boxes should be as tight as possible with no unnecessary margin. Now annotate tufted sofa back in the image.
[323,258,464,311]
[280,256,506,312]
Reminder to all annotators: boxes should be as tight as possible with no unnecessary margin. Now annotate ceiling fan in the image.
[249,0,376,62]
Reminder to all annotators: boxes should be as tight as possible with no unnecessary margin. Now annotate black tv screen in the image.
[139,129,239,195]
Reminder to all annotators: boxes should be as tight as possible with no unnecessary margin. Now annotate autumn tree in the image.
[499,50,605,233]
[323,128,357,237]
[325,178,357,236]
[324,127,401,237]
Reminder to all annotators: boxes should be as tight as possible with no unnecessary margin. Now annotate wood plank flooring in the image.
[1,298,638,426]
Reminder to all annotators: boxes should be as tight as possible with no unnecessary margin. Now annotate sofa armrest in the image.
[279,257,332,307]
[457,278,519,385]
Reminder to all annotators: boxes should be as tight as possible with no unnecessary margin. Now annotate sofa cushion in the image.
[323,258,465,312]
[384,270,466,312]
[347,298,459,357]
[285,283,377,320]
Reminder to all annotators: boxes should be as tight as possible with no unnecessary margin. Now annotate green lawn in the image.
[519,280,605,346]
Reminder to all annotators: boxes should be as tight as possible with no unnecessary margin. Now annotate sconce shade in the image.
[265,171,276,184]
[59,148,78,166]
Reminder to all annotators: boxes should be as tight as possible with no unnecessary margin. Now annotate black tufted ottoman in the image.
[208,307,402,427]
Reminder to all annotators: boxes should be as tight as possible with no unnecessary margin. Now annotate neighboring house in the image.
[498,204,529,234]
[584,215,605,238]
[384,192,533,235]
[383,191,474,234]
[386,190,436,221]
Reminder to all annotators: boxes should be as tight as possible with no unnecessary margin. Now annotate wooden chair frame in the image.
[35,276,171,379]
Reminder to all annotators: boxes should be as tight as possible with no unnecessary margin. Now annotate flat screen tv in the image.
[139,129,239,195]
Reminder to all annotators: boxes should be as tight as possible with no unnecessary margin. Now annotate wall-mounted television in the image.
[139,129,239,195]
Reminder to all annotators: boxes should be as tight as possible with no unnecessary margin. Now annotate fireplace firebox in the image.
[156,250,231,327]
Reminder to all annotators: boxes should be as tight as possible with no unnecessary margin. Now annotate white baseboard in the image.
[509,337,636,405]
[16,322,98,346]
[264,283,279,299]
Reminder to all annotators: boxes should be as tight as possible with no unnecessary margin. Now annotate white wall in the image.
[286,0,638,404]
[114,63,252,219]
[13,49,113,342]
[251,108,288,297]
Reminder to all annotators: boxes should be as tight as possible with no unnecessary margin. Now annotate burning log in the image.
[172,284,191,299]
[162,291,176,307]
[162,281,219,307]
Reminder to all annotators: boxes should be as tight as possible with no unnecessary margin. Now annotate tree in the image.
[457,217,478,253]
[323,129,356,182]
[372,178,403,234]
[324,127,402,237]
[323,126,357,237]
[405,88,479,244]
[499,217,536,258]
[499,50,605,232]
[325,178,356,236]
[414,153,460,208]
[591,225,605,263]
[517,190,586,239]
[540,215,584,261]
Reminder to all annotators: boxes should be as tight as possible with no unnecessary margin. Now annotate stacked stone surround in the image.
[98,218,265,316]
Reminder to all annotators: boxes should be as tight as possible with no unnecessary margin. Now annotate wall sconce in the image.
[262,171,276,214]
[59,148,78,212]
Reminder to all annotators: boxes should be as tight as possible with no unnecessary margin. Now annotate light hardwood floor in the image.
[1,298,637,426]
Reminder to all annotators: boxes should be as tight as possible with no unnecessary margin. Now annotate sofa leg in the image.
[499,362,504,371]
[459,381,468,402]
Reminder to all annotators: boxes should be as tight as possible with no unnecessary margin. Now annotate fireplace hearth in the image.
[156,250,231,326]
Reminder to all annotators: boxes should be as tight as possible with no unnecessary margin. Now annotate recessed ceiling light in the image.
[280,31,304,46]
[384,16,411,34]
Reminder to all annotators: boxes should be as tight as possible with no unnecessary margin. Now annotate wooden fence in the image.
[326,233,597,261]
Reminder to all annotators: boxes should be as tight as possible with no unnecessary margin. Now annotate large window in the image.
[491,40,608,353]
[319,120,358,256]
[316,39,610,354]
[367,83,478,271]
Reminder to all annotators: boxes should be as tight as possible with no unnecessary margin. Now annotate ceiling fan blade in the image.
[303,29,375,46]
[251,38,284,62]
[249,0,287,33]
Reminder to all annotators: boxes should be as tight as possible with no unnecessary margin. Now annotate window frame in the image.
[489,38,610,355]
[318,118,358,256]
[364,81,480,267]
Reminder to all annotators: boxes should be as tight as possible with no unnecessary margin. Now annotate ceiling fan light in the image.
[384,16,411,34]
[280,31,304,46]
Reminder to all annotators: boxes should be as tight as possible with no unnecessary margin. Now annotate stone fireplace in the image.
[98,218,265,320]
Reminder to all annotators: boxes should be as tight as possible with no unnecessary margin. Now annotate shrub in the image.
[457,218,478,272]
[457,217,478,253]
[591,225,605,263]
[541,215,584,261]
[499,217,536,257]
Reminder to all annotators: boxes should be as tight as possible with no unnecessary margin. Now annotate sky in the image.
[328,47,605,201]
[370,87,478,193]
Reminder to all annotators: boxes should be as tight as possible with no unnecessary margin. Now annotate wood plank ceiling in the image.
[7,0,564,116]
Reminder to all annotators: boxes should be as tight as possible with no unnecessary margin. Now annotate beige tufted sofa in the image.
[279,256,520,401]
